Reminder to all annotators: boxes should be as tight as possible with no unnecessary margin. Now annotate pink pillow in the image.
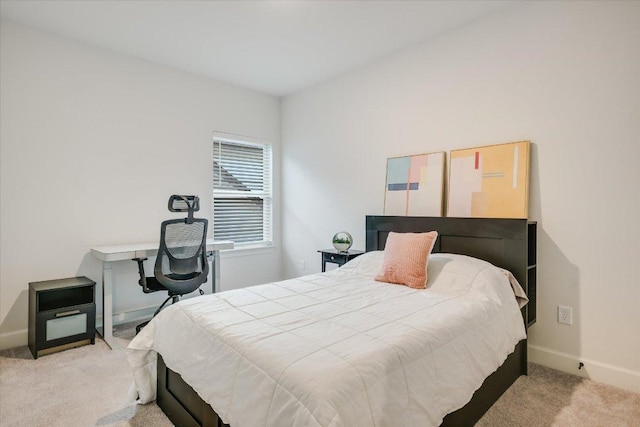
[375,231,438,289]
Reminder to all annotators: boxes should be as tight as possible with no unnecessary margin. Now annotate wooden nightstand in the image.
[318,249,365,272]
[28,276,96,359]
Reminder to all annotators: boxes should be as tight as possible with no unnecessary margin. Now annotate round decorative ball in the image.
[332,231,353,253]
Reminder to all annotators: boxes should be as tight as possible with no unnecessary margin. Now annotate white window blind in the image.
[213,137,272,246]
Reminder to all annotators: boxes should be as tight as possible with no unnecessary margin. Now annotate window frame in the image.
[212,133,273,249]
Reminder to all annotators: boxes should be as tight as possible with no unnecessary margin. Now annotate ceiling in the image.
[0,1,516,97]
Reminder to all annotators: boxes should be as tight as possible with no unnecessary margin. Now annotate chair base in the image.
[135,293,183,334]
[136,320,151,334]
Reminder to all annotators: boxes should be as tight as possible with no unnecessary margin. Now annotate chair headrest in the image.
[168,195,200,223]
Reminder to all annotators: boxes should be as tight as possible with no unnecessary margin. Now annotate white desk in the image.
[90,239,234,349]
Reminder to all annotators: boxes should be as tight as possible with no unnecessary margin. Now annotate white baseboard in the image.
[95,306,157,329]
[0,329,28,351]
[0,306,158,351]
[529,344,640,394]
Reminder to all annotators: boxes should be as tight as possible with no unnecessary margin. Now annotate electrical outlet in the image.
[299,259,305,271]
[558,305,573,325]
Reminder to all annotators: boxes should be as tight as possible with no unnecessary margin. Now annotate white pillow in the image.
[337,250,384,277]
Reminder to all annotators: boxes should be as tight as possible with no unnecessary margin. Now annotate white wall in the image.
[282,2,640,392]
[0,21,282,348]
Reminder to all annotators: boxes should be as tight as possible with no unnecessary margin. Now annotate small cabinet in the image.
[28,276,96,359]
[318,249,365,272]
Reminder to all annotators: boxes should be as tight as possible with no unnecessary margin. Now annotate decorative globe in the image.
[332,231,353,253]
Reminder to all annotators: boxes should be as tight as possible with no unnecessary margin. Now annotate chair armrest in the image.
[132,257,152,293]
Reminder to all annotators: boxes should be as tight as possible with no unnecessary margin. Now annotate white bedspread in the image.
[127,252,526,427]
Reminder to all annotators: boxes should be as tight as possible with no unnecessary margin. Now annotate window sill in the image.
[219,244,276,259]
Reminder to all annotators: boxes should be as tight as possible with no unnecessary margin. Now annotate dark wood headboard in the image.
[366,215,537,327]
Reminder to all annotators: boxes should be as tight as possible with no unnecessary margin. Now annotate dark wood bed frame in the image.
[156,216,537,427]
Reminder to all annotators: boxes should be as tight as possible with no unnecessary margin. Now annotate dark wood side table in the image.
[318,249,365,272]
[28,276,96,359]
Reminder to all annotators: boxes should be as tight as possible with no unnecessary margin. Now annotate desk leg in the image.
[96,261,124,350]
[212,250,220,293]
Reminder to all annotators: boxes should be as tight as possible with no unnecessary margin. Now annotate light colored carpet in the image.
[1,327,638,426]
[477,363,640,427]
[0,323,171,427]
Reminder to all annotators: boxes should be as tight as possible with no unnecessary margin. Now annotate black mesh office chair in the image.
[134,195,209,334]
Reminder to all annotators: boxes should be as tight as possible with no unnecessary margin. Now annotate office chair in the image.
[134,195,209,334]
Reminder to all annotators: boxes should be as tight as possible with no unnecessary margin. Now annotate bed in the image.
[128,216,536,427]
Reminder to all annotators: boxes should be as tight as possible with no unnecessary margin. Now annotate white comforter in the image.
[127,252,526,427]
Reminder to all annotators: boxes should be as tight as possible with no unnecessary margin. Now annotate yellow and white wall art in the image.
[448,141,530,218]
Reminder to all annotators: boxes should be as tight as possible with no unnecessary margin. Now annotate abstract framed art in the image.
[447,141,530,218]
[383,151,445,216]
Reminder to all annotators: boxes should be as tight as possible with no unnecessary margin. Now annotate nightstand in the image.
[28,276,96,359]
[318,249,365,272]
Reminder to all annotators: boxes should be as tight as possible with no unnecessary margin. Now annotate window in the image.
[213,135,272,247]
